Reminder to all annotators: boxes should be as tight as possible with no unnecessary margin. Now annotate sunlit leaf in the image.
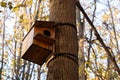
[11,59,15,66]
[6,40,12,44]
[26,0,33,7]
[8,2,12,5]
[12,4,21,12]
[20,15,23,19]
[102,14,109,21]
[12,7,19,12]
[28,0,33,5]
[100,54,107,59]
[1,1,7,7]
[4,54,8,58]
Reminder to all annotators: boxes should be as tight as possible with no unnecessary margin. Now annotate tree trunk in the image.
[0,15,5,80]
[76,7,86,80]
[47,0,79,80]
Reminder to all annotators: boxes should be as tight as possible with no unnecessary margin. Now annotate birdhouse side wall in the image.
[22,27,34,56]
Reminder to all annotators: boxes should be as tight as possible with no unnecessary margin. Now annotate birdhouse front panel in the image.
[35,27,55,39]
[21,21,56,65]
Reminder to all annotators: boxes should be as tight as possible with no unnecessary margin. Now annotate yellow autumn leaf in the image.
[12,4,21,12]
[4,54,8,58]
[100,54,107,59]
[114,9,119,17]
[28,0,33,5]
[12,7,19,12]
[26,0,33,7]
[1,1,7,7]
[102,14,109,21]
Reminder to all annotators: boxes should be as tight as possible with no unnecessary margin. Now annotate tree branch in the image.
[76,1,120,75]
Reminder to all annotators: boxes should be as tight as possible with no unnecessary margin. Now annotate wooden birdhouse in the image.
[21,21,55,65]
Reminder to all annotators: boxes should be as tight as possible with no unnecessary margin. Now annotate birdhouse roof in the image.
[33,21,55,28]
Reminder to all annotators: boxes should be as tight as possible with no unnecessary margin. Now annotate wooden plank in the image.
[33,21,55,28]
[34,33,55,45]
[22,44,52,65]
[22,27,34,57]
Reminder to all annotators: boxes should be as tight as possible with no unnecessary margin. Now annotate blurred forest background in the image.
[0,0,120,80]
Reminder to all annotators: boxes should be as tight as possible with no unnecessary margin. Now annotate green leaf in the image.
[1,1,7,7]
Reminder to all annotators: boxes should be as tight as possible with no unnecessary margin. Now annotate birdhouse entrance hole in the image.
[43,30,51,37]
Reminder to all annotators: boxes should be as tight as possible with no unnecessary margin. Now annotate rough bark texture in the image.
[47,0,79,80]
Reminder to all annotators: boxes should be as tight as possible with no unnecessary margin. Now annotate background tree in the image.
[79,0,120,79]
[77,5,86,80]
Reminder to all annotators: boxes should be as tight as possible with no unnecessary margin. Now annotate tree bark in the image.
[47,0,79,80]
